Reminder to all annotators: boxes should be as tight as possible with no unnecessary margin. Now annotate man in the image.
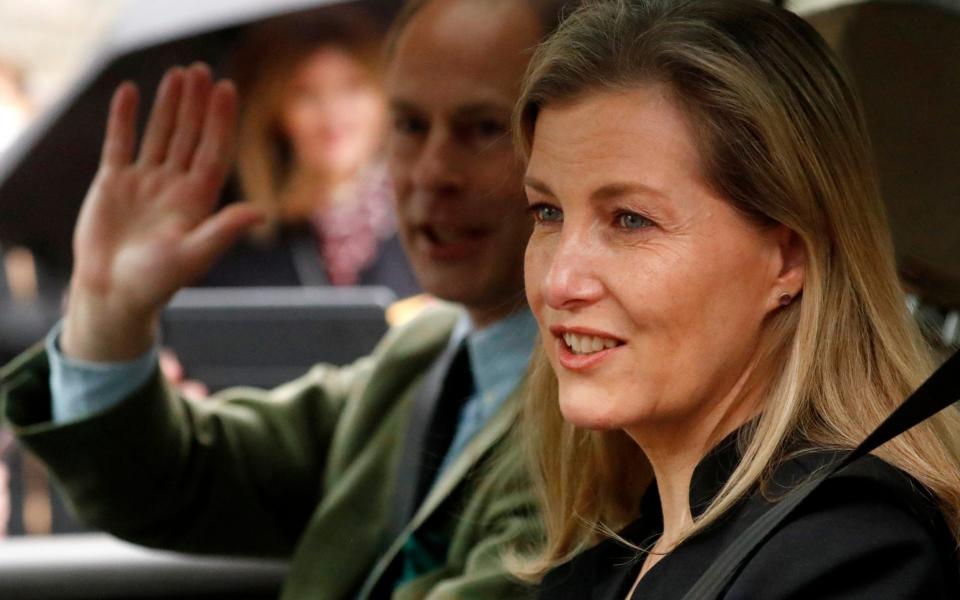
[0,0,576,597]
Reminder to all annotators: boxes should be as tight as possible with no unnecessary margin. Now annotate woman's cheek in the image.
[524,236,551,310]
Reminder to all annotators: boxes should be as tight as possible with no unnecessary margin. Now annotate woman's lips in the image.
[550,326,626,372]
[555,336,622,371]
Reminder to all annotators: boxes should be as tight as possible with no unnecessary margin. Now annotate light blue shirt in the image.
[438,307,538,475]
[47,321,158,423]
[47,308,539,471]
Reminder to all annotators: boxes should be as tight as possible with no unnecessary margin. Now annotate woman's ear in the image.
[768,225,806,311]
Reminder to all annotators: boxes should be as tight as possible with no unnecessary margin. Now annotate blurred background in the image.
[1,0,957,366]
[0,0,957,597]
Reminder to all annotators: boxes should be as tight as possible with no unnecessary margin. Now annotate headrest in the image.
[807,1,960,308]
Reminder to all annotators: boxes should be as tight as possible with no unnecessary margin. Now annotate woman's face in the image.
[280,47,386,179]
[524,86,801,438]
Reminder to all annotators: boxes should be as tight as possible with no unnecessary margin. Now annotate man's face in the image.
[386,0,541,327]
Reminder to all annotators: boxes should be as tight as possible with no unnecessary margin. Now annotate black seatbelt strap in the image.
[387,321,469,541]
[682,349,960,600]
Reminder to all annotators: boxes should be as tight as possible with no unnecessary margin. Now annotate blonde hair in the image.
[230,6,386,239]
[513,0,960,576]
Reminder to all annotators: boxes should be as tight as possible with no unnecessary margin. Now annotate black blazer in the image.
[540,435,960,599]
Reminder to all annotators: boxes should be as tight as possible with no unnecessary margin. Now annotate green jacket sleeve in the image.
[2,342,373,558]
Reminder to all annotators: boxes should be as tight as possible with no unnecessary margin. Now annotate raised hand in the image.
[62,64,263,361]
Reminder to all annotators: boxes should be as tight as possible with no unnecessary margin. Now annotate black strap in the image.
[682,349,960,600]
[387,330,469,541]
[377,338,473,594]
[413,342,474,506]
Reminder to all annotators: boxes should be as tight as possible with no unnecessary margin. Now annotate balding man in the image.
[1,0,578,598]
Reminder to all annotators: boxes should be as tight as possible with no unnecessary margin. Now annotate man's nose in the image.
[540,226,605,311]
[410,128,466,194]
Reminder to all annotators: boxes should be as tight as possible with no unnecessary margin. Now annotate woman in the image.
[515,0,960,597]
[201,7,419,296]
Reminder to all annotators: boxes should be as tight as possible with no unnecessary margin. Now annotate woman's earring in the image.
[778,293,793,307]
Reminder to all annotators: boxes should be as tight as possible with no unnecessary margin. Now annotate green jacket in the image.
[1,304,541,599]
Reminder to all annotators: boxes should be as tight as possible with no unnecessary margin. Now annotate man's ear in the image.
[768,225,806,311]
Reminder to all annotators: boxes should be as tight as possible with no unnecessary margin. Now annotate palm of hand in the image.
[72,64,262,316]
[77,161,216,311]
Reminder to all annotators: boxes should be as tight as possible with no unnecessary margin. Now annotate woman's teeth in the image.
[562,332,619,355]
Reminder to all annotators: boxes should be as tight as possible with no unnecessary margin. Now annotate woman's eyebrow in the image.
[523,176,555,197]
[589,181,668,203]
[523,177,669,202]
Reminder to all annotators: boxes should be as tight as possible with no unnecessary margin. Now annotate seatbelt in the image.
[387,320,469,541]
[682,348,960,600]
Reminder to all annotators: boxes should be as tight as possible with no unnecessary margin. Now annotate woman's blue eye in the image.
[530,204,563,223]
[617,211,652,229]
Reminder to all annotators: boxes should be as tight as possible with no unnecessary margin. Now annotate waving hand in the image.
[62,64,263,361]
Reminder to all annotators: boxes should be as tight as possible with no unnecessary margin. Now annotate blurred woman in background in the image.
[200,6,419,296]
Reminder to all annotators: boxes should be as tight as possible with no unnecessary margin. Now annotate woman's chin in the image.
[557,394,628,431]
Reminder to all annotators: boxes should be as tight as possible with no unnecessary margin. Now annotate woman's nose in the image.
[540,229,605,310]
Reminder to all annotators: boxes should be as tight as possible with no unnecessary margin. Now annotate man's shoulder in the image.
[368,300,464,365]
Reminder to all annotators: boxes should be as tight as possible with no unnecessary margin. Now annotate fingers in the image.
[178,379,210,401]
[137,67,185,166]
[100,82,139,168]
[191,79,238,179]
[159,348,185,382]
[106,63,235,174]
[166,63,213,170]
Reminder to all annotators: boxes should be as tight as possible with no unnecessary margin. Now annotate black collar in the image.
[632,427,748,545]
[688,429,746,518]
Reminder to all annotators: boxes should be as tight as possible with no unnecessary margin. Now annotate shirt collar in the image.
[637,426,750,531]
[461,307,539,398]
[688,428,747,518]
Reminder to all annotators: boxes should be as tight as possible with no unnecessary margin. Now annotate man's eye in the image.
[475,119,505,137]
[529,204,563,223]
[393,116,427,135]
[454,119,507,147]
[616,211,652,230]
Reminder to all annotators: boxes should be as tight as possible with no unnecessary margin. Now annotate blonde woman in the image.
[202,7,418,295]
[515,0,960,597]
